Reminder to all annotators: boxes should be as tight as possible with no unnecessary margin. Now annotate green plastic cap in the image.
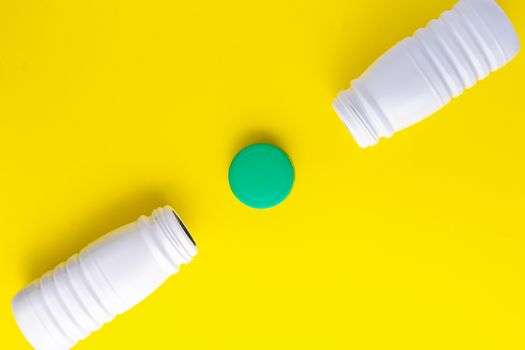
[228,144,294,209]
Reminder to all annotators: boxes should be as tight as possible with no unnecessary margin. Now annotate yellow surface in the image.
[1,0,524,349]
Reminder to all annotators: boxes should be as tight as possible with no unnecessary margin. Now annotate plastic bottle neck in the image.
[142,206,198,273]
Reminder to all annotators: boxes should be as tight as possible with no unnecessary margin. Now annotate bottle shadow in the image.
[327,0,456,93]
[24,189,176,282]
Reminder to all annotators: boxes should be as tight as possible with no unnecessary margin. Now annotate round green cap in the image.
[229,144,294,209]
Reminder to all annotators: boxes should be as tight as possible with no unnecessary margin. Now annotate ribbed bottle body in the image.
[333,0,520,148]
[12,206,197,350]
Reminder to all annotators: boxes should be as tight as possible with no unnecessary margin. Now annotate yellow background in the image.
[1,0,524,349]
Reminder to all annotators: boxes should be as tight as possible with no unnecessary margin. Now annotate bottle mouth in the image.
[172,210,196,247]
[332,90,379,148]
[151,206,198,266]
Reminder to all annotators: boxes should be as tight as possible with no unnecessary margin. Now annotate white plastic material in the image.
[12,206,198,350]
[333,0,520,148]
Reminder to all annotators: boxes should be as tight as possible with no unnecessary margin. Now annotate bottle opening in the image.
[172,211,196,247]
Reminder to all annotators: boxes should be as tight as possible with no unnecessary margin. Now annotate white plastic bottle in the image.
[333,0,520,148]
[12,206,198,350]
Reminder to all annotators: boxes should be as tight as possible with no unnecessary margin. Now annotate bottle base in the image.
[12,287,70,350]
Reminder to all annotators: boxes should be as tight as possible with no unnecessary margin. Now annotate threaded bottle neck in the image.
[147,206,198,271]
[332,90,376,148]
[333,88,395,148]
